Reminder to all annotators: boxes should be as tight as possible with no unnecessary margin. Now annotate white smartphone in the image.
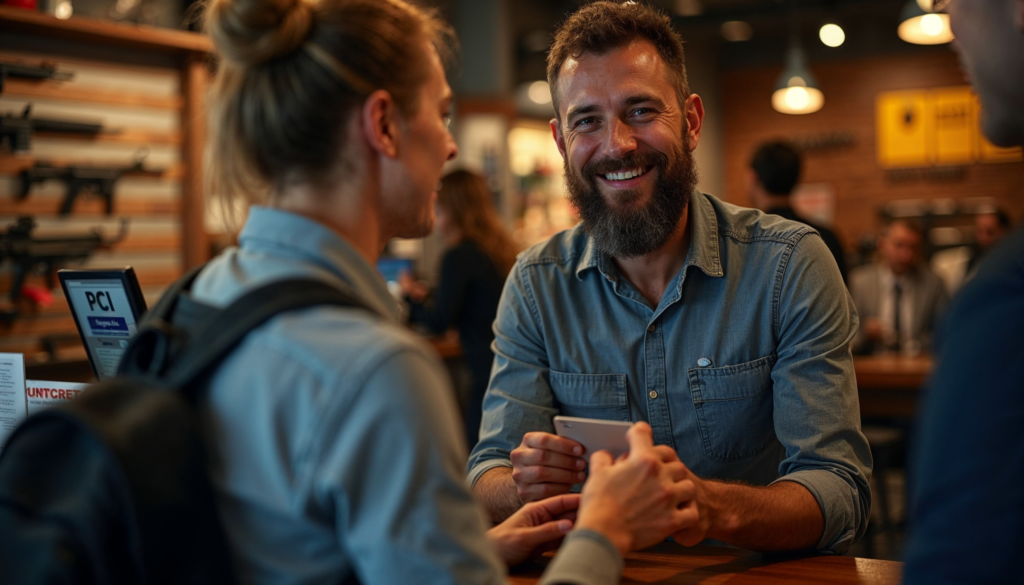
[552,416,633,460]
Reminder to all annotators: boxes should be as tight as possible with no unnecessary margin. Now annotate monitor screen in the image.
[59,269,147,380]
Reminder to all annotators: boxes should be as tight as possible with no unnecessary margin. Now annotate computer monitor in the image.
[58,268,148,380]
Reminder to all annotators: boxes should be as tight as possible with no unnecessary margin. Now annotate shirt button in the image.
[648,390,658,399]
[647,324,656,333]
[697,357,712,367]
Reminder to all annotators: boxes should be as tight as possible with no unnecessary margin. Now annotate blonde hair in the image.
[203,0,454,217]
[437,170,519,276]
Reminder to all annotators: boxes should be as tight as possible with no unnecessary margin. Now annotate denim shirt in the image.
[468,192,871,554]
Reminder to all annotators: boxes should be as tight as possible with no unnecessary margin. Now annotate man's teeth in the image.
[604,168,644,181]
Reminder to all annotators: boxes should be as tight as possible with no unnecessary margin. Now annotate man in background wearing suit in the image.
[848,218,948,355]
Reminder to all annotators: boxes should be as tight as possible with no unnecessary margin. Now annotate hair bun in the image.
[206,0,313,67]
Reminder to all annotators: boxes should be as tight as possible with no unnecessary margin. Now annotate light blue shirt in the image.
[468,192,872,554]
[189,207,621,585]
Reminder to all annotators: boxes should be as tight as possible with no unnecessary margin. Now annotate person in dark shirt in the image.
[747,140,848,283]
[903,0,1024,583]
[403,169,518,448]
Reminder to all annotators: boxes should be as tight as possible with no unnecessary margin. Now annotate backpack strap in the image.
[163,278,374,393]
[141,263,207,325]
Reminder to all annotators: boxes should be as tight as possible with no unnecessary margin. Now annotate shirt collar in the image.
[574,190,724,281]
[238,206,400,322]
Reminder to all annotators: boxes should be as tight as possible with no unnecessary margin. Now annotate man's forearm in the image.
[473,466,522,523]
[706,480,824,551]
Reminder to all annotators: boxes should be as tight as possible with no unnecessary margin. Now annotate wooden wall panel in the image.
[721,51,1024,251]
[1,49,189,362]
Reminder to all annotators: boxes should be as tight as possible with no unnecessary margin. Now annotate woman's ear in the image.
[361,89,401,159]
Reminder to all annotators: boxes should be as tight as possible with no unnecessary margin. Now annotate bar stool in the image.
[862,425,905,558]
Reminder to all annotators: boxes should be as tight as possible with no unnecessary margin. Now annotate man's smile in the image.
[597,165,654,187]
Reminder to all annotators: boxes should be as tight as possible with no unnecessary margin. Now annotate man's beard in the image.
[565,134,698,259]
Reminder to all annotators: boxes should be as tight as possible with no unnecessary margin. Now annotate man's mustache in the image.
[582,152,669,177]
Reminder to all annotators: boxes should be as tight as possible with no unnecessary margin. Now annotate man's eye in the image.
[574,117,596,129]
[442,112,452,128]
[631,108,654,117]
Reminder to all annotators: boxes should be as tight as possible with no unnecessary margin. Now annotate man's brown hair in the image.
[546,0,689,121]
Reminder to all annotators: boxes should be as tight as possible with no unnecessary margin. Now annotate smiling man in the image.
[468,1,871,554]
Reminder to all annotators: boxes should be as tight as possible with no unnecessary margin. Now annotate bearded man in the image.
[467,1,870,554]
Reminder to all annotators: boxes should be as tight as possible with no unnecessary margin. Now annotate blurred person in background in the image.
[402,169,518,448]
[931,207,1013,292]
[747,140,848,282]
[904,0,1024,583]
[966,208,1012,278]
[849,218,948,355]
[194,0,699,583]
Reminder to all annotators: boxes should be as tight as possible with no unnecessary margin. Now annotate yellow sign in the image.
[932,87,974,164]
[876,86,1023,167]
[877,92,928,167]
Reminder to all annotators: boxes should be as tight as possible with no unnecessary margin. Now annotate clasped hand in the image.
[491,422,714,563]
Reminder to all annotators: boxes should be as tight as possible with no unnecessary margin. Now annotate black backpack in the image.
[0,268,371,584]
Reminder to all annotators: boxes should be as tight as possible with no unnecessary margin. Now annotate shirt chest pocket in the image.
[687,354,777,462]
[549,370,630,421]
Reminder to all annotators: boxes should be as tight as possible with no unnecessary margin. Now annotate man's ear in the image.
[550,118,567,160]
[684,94,705,151]
[361,89,401,159]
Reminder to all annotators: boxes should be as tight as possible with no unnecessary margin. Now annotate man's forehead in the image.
[557,40,674,112]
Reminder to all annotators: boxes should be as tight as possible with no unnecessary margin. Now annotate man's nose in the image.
[604,118,637,159]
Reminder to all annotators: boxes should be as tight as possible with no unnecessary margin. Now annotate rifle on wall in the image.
[1,105,103,153]
[0,216,129,324]
[18,152,164,216]
[0,60,74,94]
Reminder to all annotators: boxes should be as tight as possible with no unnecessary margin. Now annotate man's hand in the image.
[574,422,699,555]
[486,494,579,567]
[510,432,587,503]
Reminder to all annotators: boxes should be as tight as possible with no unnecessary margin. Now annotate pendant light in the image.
[772,0,823,115]
[772,45,824,114]
[898,0,953,45]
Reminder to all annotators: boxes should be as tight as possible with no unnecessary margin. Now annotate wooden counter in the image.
[509,541,902,584]
[854,355,933,418]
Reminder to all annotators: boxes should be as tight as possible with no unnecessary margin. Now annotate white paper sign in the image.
[0,353,27,447]
[25,380,89,416]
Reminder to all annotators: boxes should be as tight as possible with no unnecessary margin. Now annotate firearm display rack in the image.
[0,6,211,364]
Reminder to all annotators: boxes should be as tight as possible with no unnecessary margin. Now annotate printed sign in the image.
[0,353,27,446]
[877,86,1023,168]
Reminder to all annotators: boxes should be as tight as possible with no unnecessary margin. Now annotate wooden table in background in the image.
[854,355,933,419]
[508,542,902,584]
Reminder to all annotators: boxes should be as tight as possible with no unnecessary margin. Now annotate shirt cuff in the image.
[772,469,863,554]
[467,458,513,489]
[538,529,623,585]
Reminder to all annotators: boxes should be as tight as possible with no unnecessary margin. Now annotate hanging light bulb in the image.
[771,46,824,115]
[819,23,845,47]
[898,0,954,45]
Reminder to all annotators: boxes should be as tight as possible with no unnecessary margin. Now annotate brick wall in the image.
[721,50,1024,250]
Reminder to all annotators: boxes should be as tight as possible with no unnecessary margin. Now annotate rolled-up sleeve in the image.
[770,232,872,554]
[467,258,559,487]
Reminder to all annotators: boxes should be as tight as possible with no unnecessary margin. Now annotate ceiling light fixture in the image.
[819,22,845,47]
[898,0,954,45]
[773,1,824,115]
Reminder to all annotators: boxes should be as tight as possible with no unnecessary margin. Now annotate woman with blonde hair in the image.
[403,169,517,447]
[189,0,696,582]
